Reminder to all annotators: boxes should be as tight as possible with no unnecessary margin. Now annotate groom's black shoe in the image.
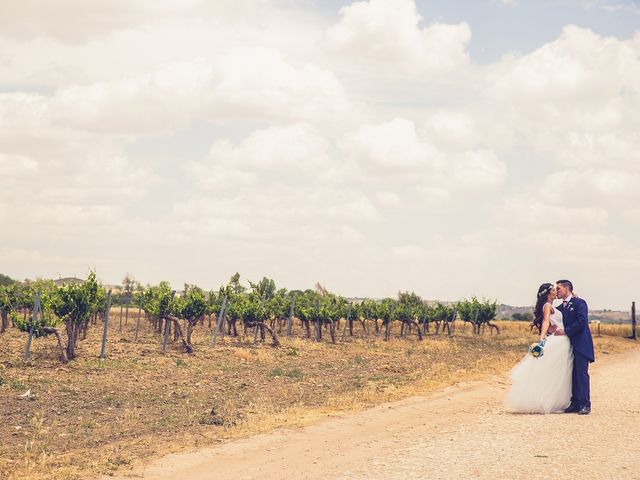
[578,406,591,415]
[564,404,580,413]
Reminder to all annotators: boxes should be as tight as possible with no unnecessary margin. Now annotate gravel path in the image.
[108,347,640,480]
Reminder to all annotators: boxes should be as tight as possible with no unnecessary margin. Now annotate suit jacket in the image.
[558,297,595,362]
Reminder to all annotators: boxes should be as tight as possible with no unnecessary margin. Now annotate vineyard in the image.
[0,273,635,480]
[0,272,503,363]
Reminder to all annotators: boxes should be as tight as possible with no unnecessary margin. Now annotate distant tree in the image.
[250,277,277,302]
[121,274,136,303]
[314,282,329,295]
[0,273,14,286]
[512,313,523,321]
[521,312,533,322]
[228,273,245,295]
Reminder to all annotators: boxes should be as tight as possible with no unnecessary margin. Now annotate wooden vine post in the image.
[124,294,131,326]
[118,300,124,332]
[134,303,142,341]
[23,292,42,362]
[162,291,175,353]
[473,309,479,335]
[211,295,228,346]
[631,301,637,340]
[286,295,295,337]
[99,290,112,361]
[252,297,261,344]
[341,302,352,341]
[449,309,456,336]
[315,298,321,342]
[253,315,260,343]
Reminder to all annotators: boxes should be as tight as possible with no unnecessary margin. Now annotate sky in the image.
[1,0,639,309]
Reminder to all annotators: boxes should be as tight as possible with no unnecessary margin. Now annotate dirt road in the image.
[108,347,640,480]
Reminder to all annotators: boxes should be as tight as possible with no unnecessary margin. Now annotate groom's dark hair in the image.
[556,279,573,292]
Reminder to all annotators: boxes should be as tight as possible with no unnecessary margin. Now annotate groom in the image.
[555,279,595,415]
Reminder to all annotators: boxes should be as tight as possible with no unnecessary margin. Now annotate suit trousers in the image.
[571,351,591,408]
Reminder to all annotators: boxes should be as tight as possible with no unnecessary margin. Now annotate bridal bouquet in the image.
[528,339,546,358]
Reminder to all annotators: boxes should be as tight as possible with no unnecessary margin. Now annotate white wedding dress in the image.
[505,306,573,414]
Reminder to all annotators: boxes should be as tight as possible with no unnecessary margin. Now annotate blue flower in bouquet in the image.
[528,339,545,358]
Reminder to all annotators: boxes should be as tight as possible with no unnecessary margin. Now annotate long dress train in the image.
[505,307,573,414]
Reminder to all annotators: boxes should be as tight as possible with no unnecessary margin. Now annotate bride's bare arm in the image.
[540,303,552,341]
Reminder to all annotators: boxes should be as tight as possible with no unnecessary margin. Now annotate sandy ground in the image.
[107,347,640,480]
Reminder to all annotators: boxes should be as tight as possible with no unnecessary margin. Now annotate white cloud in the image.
[391,244,426,260]
[342,118,507,192]
[15,50,347,136]
[541,169,640,204]
[490,26,639,104]
[486,26,640,174]
[375,191,403,207]
[205,48,351,125]
[422,111,481,149]
[338,225,365,244]
[1,1,638,308]
[21,204,123,226]
[190,123,334,186]
[169,188,382,247]
[485,25,640,227]
[0,0,284,42]
[0,153,38,176]
[49,59,212,134]
[0,247,75,268]
[19,49,351,136]
[343,118,442,171]
[0,2,323,88]
[327,0,471,76]
[449,149,507,189]
[499,193,609,230]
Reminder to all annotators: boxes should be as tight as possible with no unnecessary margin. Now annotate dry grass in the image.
[0,314,636,480]
[588,321,634,338]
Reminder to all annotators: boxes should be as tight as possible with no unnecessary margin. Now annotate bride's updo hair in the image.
[532,283,553,333]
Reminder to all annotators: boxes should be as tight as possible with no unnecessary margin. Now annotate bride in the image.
[505,283,573,414]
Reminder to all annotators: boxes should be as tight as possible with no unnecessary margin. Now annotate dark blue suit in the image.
[558,297,594,408]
